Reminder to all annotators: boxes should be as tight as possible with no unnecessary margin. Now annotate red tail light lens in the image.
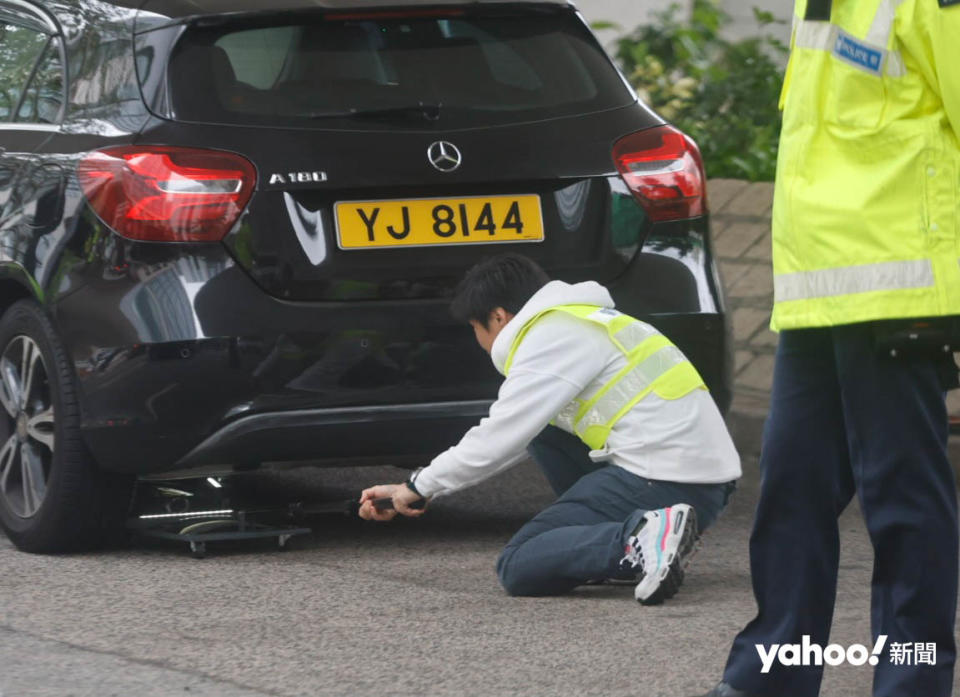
[77,146,256,242]
[612,125,706,222]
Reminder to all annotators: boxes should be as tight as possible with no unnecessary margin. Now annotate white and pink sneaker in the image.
[619,503,699,605]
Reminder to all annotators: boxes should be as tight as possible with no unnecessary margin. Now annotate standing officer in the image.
[698,1,960,696]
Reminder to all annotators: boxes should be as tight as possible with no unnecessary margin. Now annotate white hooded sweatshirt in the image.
[413,280,742,499]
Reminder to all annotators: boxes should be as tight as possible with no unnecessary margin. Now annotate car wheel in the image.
[0,300,132,552]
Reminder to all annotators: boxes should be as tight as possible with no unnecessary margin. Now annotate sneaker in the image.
[619,503,698,605]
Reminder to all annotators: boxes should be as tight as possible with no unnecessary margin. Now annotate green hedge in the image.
[603,1,788,182]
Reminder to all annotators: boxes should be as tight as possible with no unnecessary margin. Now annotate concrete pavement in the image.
[0,455,937,697]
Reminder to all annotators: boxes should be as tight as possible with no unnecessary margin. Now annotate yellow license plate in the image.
[335,195,544,250]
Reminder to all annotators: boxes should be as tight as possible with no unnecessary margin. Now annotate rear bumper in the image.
[54,218,730,475]
[174,400,493,471]
[55,247,507,473]
[72,309,731,475]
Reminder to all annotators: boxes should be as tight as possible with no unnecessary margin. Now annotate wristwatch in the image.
[405,467,425,498]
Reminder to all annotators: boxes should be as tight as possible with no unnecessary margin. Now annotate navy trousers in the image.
[496,425,731,596]
[722,325,959,697]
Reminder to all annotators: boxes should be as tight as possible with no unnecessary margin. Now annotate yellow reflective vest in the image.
[771,0,960,330]
[503,304,706,450]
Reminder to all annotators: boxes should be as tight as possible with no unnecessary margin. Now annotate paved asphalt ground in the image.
[0,456,957,697]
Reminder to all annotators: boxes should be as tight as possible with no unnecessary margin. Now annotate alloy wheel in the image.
[0,335,54,518]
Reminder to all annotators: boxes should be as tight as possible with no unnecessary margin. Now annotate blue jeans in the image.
[722,326,958,697]
[496,425,732,597]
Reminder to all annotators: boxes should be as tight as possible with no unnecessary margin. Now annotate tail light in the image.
[612,125,706,222]
[77,146,256,242]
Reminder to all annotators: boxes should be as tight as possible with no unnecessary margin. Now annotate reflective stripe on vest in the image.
[791,1,908,78]
[774,259,935,303]
[504,304,706,450]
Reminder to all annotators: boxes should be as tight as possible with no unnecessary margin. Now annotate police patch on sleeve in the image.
[940,0,960,8]
[832,30,885,76]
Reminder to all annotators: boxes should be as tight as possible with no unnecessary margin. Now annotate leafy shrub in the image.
[607,1,788,182]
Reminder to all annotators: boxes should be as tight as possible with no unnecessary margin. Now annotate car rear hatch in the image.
[133,2,665,301]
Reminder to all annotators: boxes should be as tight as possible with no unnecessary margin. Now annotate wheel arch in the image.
[0,264,42,317]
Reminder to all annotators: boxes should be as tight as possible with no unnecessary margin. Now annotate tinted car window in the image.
[0,22,48,121]
[16,39,63,123]
[166,11,633,128]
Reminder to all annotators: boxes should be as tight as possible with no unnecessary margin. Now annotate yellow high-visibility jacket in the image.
[771,0,960,330]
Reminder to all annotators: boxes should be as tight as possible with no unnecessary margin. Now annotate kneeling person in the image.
[359,254,741,603]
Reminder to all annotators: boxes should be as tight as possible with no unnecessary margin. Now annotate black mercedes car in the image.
[0,0,731,551]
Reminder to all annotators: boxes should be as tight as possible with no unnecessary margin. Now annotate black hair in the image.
[450,253,551,328]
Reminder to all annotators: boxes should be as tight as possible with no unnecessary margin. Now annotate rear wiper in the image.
[308,103,442,121]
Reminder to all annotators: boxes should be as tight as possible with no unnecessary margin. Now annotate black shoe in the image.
[692,682,762,697]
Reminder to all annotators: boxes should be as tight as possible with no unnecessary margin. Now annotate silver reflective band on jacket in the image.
[504,304,706,450]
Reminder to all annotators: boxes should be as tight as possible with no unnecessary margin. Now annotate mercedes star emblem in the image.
[427,141,462,173]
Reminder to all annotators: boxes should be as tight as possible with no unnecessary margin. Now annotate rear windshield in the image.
[162,9,633,128]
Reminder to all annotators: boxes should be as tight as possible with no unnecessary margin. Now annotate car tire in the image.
[0,299,132,552]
